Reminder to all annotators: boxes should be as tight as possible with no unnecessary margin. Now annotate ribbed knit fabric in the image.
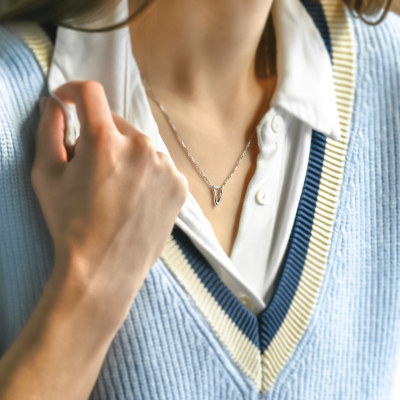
[1,7,400,399]
[0,25,53,352]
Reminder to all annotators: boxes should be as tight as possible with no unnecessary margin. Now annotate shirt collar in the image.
[271,0,341,140]
[49,0,341,141]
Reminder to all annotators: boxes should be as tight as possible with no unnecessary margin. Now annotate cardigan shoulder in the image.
[0,24,47,130]
[0,24,53,356]
[0,23,47,82]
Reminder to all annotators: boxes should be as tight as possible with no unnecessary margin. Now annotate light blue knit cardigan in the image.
[1,2,400,398]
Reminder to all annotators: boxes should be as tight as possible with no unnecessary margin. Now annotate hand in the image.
[0,80,187,400]
[31,80,188,323]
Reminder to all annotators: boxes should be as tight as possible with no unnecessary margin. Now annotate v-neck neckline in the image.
[11,0,355,393]
[160,0,356,393]
[165,126,328,353]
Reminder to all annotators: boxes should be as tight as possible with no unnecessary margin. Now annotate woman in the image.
[0,0,399,398]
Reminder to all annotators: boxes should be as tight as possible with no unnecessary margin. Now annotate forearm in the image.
[0,83,186,400]
[0,265,119,400]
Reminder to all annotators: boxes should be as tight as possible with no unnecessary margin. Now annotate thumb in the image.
[34,96,68,171]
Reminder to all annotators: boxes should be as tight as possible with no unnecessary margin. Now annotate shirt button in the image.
[256,188,269,205]
[238,295,254,312]
[271,114,284,134]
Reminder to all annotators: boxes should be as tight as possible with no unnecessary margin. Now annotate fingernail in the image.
[39,96,48,115]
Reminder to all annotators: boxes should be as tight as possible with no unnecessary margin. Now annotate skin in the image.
[130,0,276,255]
[0,0,275,397]
[0,82,187,399]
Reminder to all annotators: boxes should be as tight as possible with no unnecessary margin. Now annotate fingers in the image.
[34,96,68,170]
[54,81,116,140]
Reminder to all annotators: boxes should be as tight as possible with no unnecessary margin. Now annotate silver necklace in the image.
[141,77,254,206]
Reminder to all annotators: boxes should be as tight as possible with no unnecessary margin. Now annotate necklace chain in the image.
[141,77,254,206]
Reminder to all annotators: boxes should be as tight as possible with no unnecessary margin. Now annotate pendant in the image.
[212,186,223,206]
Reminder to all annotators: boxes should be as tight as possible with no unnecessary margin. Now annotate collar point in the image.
[324,123,342,142]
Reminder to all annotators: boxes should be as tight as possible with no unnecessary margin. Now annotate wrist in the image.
[0,259,119,400]
[50,251,132,336]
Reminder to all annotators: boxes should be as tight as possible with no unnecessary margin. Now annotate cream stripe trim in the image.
[4,10,356,395]
[7,22,53,76]
[161,238,262,390]
[260,0,356,392]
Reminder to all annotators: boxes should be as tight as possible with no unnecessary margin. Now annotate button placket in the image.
[271,114,284,133]
[253,113,286,208]
[256,188,269,205]
[238,294,254,312]
[257,111,286,149]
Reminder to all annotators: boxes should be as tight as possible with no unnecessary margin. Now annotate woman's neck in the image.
[129,0,273,110]
[129,0,276,255]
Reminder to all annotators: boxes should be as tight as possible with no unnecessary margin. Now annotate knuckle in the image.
[79,80,105,97]
[93,123,114,139]
[133,134,156,160]
[96,130,114,150]
[156,151,170,165]
[125,125,142,138]
[174,173,189,202]
[157,153,175,176]
[83,121,116,146]
[157,155,188,203]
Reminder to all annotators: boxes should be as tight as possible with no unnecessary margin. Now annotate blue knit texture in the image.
[0,26,53,353]
[1,10,400,399]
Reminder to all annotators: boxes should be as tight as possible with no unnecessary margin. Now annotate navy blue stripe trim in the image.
[301,0,333,59]
[169,130,328,354]
[167,1,333,358]
[171,226,260,349]
[256,0,333,345]
[259,131,327,352]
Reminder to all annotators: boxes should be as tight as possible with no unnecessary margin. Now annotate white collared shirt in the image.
[48,0,340,315]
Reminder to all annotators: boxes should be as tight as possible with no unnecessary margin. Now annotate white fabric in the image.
[48,0,340,315]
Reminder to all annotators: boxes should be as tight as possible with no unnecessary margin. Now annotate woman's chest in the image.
[148,98,262,255]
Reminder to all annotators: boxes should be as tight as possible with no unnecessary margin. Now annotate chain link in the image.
[141,77,254,204]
